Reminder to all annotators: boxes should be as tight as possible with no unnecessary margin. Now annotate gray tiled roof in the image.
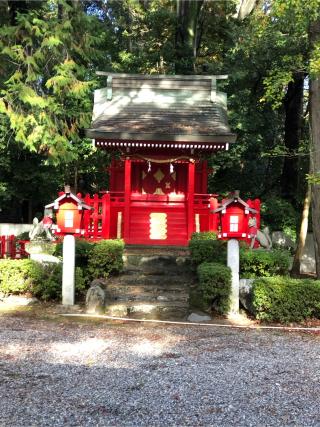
[86,74,236,145]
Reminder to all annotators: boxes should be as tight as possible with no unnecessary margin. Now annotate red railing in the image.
[0,235,29,259]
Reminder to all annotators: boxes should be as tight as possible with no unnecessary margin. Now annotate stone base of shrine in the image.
[102,246,194,320]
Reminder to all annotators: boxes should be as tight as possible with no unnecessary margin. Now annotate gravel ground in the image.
[0,315,320,427]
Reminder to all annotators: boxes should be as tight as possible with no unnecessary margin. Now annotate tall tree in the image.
[175,0,203,73]
[310,16,320,277]
[0,0,104,163]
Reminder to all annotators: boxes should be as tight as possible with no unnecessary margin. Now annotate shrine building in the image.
[85,73,236,246]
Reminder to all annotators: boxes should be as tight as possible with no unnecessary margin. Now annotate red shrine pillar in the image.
[123,157,132,242]
[187,159,195,239]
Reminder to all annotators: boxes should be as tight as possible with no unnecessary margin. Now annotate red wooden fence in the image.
[79,192,218,243]
[0,235,28,259]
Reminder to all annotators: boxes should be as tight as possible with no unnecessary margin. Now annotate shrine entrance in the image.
[86,73,237,246]
[109,157,201,246]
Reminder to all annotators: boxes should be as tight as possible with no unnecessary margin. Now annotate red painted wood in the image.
[83,194,92,238]
[202,161,208,193]
[123,158,132,241]
[187,160,195,240]
[127,205,188,246]
[209,197,219,232]
[0,235,5,258]
[101,193,110,239]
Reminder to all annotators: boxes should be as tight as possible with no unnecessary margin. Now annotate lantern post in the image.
[62,234,75,306]
[45,186,93,306]
[227,239,240,314]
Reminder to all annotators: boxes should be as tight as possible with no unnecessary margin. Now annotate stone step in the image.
[123,246,190,270]
[105,300,189,320]
[108,274,193,287]
[106,282,190,294]
[94,246,194,320]
[123,264,191,276]
[124,245,190,257]
[105,284,189,303]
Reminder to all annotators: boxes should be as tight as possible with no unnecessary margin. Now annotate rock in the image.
[176,256,188,266]
[239,279,255,314]
[86,280,107,314]
[272,231,296,251]
[29,253,61,264]
[187,312,211,322]
[1,295,39,306]
[300,233,316,274]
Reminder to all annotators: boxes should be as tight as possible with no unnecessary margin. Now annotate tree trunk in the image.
[236,0,259,20]
[175,0,203,74]
[280,73,304,204]
[291,185,311,277]
[310,19,320,278]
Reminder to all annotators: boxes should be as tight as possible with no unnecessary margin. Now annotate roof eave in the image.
[86,129,237,144]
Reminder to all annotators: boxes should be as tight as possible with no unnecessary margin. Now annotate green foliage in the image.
[16,231,31,241]
[33,264,86,301]
[54,238,94,268]
[189,233,227,265]
[261,197,298,235]
[197,262,232,314]
[252,276,320,323]
[0,259,86,301]
[87,239,124,280]
[191,231,218,241]
[0,1,107,163]
[240,249,291,278]
[0,259,43,294]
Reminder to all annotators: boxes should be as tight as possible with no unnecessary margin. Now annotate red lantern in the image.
[45,186,92,236]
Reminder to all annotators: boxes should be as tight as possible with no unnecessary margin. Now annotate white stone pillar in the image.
[227,238,239,314]
[62,235,75,306]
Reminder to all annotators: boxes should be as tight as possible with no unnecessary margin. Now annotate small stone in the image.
[239,279,255,314]
[187,312,211,322]
[86,281,107,314]
[157,295,169,301]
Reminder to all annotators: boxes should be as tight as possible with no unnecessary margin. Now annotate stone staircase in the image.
[104,245,194,320]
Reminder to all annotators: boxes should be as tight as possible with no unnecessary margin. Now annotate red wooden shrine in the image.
[83,73,246,246]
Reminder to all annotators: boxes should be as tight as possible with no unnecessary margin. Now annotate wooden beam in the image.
[123,158,132,243]
[187,160,195,240]
[96,71,228,80]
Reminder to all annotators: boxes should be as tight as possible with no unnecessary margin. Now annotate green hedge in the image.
[0,259,85,301]
[0,259,44,295]
[0,239,124,301]
[252,276,320,323]
[54,238,94,268]
[87,239,124,279]
[189,233,227,265]
[197,262,232,314]
[32,264,86,301]
[240,249,290,278]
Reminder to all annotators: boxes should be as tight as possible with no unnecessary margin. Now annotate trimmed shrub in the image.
[87,239,124,279]
[197,262,232,314]
[240,248,290,278]
[54,238,95,267]
[189,233,227,265]
[252,276,320,323]
[0,259,44,295]
[33,264,86,301]
[191,232,218,241]
[0,259,86,301]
